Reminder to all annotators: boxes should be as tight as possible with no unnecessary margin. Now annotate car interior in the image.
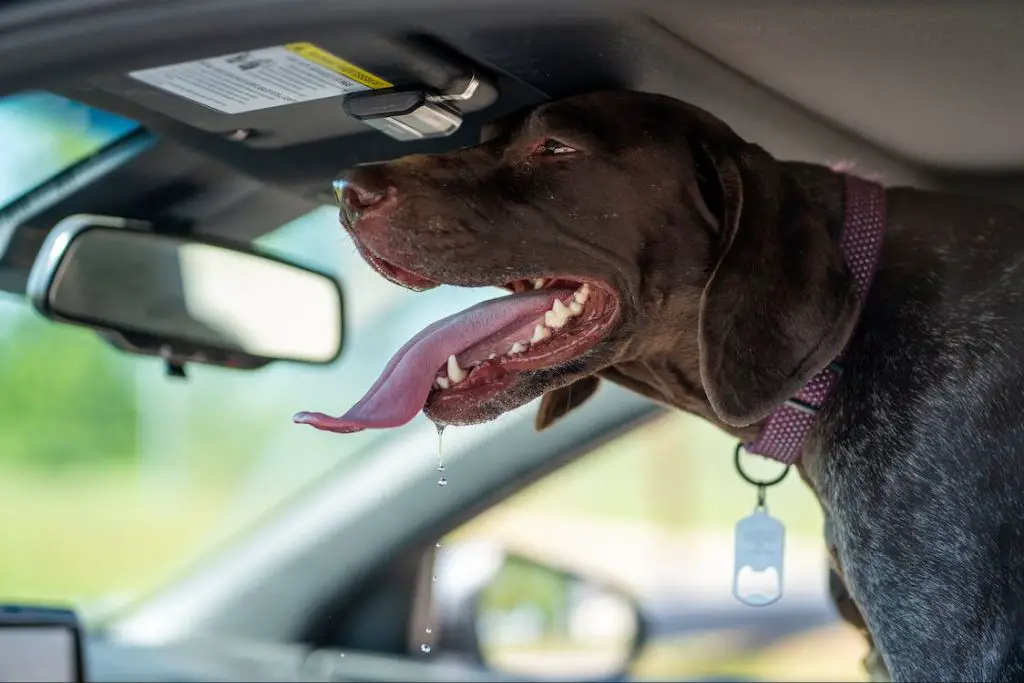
[1,1,1023,681]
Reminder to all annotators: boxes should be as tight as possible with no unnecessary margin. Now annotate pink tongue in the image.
[293,289,568,434]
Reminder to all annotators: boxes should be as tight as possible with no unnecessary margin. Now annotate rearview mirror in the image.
[28,215,344,370]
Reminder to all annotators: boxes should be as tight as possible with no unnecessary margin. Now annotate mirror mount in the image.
[166,359,187,379]
[28,214,345,372]
[95,327,275,380]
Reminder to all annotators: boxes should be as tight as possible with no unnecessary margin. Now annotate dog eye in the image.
[535,138,579,156]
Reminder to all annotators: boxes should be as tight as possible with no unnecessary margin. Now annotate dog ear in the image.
[693,139,859,427]
[535,376,601,431]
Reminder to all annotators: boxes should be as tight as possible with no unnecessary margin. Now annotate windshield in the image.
[0,93,495,609]
[0,92,141,210]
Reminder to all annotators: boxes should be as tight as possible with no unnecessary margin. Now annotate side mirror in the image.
[433,541,646,680]
[27,215,345,372]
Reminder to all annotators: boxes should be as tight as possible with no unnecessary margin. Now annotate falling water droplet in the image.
[435,424,446,482]
[425,627,433,634]
[420,644,432,654]
[339,653,345,658]
[436,541,442,548]
[432,574,438,582]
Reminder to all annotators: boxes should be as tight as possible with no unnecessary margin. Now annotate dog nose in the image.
[342,183,387,211]
[334,174,393,229]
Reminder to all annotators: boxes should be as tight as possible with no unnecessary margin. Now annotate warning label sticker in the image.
[128,42,392,115]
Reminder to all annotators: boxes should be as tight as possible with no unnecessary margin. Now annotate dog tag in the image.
[733,505,786,607]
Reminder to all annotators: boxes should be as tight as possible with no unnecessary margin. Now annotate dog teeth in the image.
[435,355,471,389]
[544,310,566,329]
[447,354,466,383]
[531,324,551,344]
[574,284,590,304]
[544,302,571,329]
[434,284,595,385]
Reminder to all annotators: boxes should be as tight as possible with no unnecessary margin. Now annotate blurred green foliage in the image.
[0,305,138,469]
[0,93,143,470]
[478,555,568,631]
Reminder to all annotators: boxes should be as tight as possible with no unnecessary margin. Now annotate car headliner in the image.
[1,0,1021,249]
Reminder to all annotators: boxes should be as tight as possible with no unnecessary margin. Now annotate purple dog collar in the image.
[743,174,887,465]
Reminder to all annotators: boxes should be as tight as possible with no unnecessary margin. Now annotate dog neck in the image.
[744,166,887,463]
[601,163,884,459]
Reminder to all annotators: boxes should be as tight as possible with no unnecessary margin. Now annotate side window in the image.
[437,411,867,681]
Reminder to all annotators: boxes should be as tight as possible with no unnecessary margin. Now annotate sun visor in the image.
[82,34,540,150]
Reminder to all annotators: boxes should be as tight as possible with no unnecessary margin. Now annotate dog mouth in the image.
[356,243,440,292]
[426,277,615,422]
[294,249,620,433]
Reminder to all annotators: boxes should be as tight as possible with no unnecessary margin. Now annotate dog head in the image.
[321,90,858,434]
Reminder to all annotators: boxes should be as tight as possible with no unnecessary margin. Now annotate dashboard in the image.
[85,634,756,683]
[87,635,512,683]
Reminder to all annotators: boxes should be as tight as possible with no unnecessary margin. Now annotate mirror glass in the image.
[0,625,79,682]
[474,554,640,679]
[45,226,343,364]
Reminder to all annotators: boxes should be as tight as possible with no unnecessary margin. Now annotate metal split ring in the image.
[733,443,791,489]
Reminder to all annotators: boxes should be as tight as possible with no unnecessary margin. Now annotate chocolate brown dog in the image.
[297,90,1024,681]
